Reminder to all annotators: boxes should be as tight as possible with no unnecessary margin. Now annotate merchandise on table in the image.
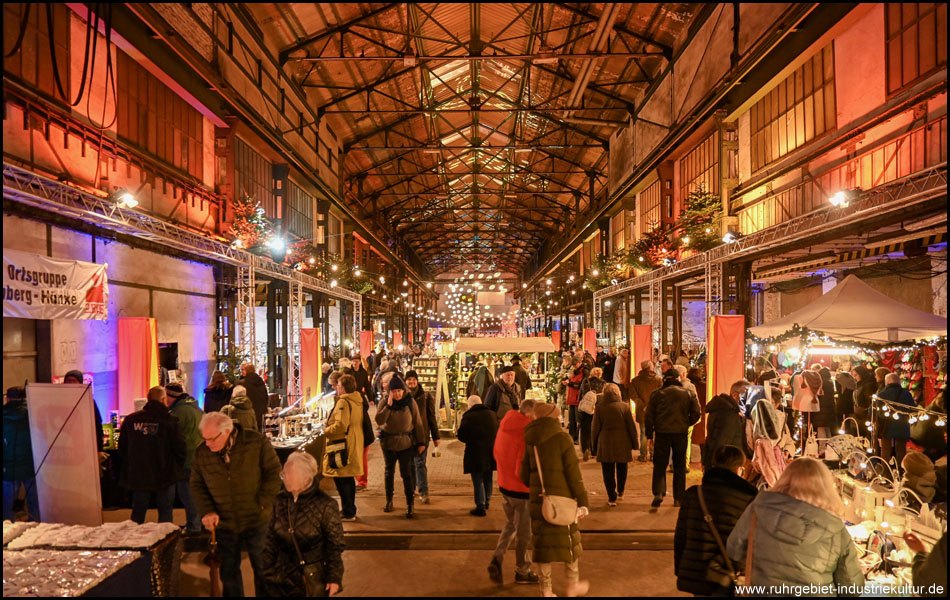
[2,521,38,546]
[3,548,141,597]
[4,520,179,550]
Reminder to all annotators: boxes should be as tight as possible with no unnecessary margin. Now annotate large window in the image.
[639,180,662,234]
[285,180,313,240]
[611,210,626,252]
[680,132,720,202]
[750,45,835,172]
[234,137,275,217]
[117,50,204,181]
[886,3,947,94]
[3,3,70,100]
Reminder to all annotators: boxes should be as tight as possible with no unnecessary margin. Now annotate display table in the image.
[2,548,149,597]
[3,521,181,597]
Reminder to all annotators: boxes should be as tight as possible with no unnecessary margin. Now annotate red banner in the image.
[301,329,321,402]
[707,315,746,402]
[583,328,597,355]
[632,325,652,371]
[117,317,158,415]
[359,331,374,357]
[394,332,403,349]
[552,330,561,351]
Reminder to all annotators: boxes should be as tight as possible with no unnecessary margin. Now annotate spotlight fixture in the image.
[379,276,386,284]
[426,282,432,289]
[112,189,138,209]
[403,280,409,287]
[330,279,338,287]
[353,268,361,276]
[722,230,741,244]
[682,236,691,246]
[266,237,287,252]
[330,264,338,272]
[829,190,858,207]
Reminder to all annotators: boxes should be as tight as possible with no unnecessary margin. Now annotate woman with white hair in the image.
[261,452,345,596]
[726,457,863,592]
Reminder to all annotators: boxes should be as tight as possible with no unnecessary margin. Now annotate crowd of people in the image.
[3,342,947,597]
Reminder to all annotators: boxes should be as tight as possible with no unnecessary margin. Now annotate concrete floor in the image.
[112,424,701,597]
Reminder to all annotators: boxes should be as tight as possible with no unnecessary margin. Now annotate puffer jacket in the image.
[169,394,204,471]
[118,400,186,492]
[674,468,758,595]
[877,383,914,439]
[703,394,747,471]
[2,398,34,482]
[521,417,589,564]
[629,369,662,424]
[261,483,345,596]
[222,394,258,432]
[322,391,364,478]
[726,492,864,594]
[494,410,531,497]
[591,392,639,463]
[645,379,701,438]
[203,385,233,413]
[457,404,498,474]
[190,425,282,533]
[375,398,425,452]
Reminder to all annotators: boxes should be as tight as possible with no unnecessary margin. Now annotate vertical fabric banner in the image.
[426,332,432,344]
[632,325,652,370]
[300,329,321,402]
[27,383,103,525]
[583,328,597,355]
[117,317,159,416]
[394,332,403,349]
[551,330,561,351]
[707,315,746,402]
[408,331,413,344]
[359,331,374,357]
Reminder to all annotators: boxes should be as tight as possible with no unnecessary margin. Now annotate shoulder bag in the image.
[696,485,740,589]
[288,508,327,597]
[578,391,598,415]
[533,445,578,526]
[324,402,350,469]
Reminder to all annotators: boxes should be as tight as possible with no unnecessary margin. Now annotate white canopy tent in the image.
[749,275,947,342]
[455,337,556,353]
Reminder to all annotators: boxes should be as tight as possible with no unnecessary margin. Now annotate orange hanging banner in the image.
[551,330,561,351]
[393,332,403,349]
[359,331,374,356]
[583,328,597,355]
[300,329,321,402]
[632,325,652,371]
[707,315,746,402]
[117,317,159,416]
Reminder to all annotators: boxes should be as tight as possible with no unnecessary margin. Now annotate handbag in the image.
[803,423,819,458]
[696,486,740,589]
[324,403,350,469]
[288,510,327,597]
[578,391,598,415]
[361,405,374,448]
[533,445,578,526]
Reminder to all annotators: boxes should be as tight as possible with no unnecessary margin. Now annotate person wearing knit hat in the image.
[485,366,522,421]
[532,402,560,421]
[901,450,937,507]
[405,369,441,504]
[375,373,426,518]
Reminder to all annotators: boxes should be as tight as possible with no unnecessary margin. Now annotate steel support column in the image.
[236,265,256,364]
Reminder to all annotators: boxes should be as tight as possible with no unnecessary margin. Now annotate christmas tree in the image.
[229,194,273,251]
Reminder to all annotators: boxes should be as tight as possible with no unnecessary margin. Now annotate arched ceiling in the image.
[247,3,702,275]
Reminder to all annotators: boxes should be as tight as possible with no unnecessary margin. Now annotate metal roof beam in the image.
[278,3,403,64]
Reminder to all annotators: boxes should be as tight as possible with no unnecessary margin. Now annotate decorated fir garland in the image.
[582,185,724,291]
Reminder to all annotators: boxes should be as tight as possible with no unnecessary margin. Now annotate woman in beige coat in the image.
[322,374,364,521]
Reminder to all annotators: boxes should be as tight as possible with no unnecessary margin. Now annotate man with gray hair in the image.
[192,410,281,596]
[877,372,915,464]
[488,399,539,585]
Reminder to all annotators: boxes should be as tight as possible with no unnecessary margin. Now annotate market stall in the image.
[263,390,337,465]
[451,337,556,431]
[3,520,180,597]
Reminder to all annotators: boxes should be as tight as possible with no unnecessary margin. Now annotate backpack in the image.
[578,391,598,415]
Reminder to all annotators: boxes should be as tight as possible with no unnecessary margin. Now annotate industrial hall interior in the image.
[2,2,948,598]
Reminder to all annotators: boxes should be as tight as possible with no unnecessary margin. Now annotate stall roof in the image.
[455,337,556,353]
[749,275,948,342]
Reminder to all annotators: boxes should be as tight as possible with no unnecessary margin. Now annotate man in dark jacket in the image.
[238,362,269,430]
[165,383,204,533]
[703,380,750,472]
[484,367,521,420]
[3,387,39,522]
[192,410,282,597]
[674,445,757,596]
[645,370,701,507]
[119,386,186,524]
[630,360,662,461]
[510,356,532,401]
[349,355,376,405]
[457,396,499,516]
[406,370,440,504]
[63,370,104,452]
